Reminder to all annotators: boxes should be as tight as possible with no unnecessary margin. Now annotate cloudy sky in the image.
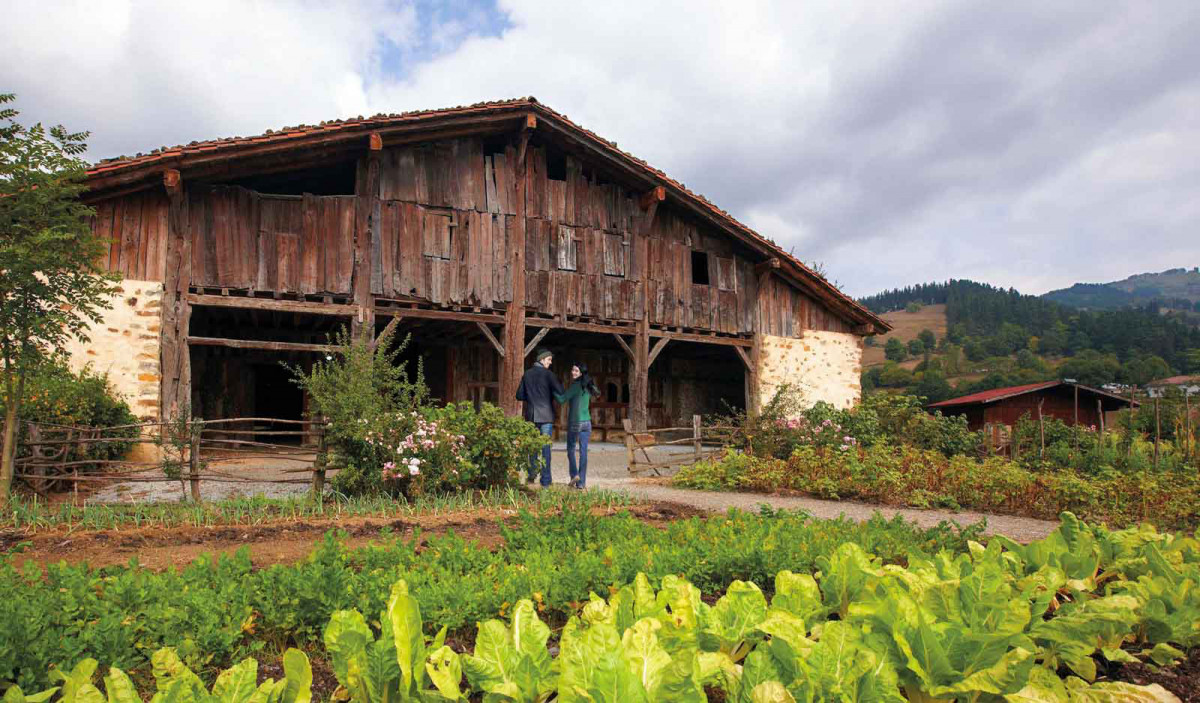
[4,0,1197,297]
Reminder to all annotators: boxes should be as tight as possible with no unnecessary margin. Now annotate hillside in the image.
[862,304,947,367]
[858,278,1200,401]
[1043,267,1200,310]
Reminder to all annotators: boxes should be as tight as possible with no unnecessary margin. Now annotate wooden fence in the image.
[622,415,725,475]
[13,417,331,501]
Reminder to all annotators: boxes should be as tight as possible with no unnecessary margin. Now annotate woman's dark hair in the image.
[573,362,601,399]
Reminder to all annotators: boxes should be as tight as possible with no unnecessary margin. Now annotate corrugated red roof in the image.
[929,380,1139,408]
[928,381,1062,408]
[82,97,888,333]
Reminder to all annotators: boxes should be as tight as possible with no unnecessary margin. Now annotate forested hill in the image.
[1042,267,1200,311]
[859,279,1200,374]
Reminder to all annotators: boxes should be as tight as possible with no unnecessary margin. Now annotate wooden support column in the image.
[160,169,192,422]
[747,259,778,417]
[629,186,664,432]
[352,133,382,339]
[500,116,535,415]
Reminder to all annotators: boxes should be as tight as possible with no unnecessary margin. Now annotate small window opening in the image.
[621,384,630,403]
[482,134,509,156]
[691,251,711,285]
[546,148,567,181]
[220,160,357,196]
[606,383,619,403]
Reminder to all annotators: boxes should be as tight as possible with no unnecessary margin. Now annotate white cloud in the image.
[3,0,1198,296]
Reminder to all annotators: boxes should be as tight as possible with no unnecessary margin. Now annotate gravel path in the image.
[547,442,1060,542]
[88,441,1059,542]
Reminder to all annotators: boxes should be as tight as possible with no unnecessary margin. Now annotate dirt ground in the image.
[3,501,704,572]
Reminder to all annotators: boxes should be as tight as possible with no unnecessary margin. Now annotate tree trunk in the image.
[0,368,27,510]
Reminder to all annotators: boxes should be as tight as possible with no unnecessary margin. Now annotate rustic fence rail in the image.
[11,416,331,501]
[622,415,726,475]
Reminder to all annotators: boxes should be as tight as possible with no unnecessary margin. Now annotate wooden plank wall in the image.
[88,135,856,340]
[94,190,169,281]
[757,274,851,335]
[187,187,355,295]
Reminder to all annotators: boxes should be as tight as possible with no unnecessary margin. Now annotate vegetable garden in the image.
[4,508,1197,701]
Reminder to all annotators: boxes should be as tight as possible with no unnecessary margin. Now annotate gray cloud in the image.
[3,0,1197,297]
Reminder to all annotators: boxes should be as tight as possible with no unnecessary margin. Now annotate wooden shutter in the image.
[557,225,578,271]
[603,233,626,277]
[422,210,452,260]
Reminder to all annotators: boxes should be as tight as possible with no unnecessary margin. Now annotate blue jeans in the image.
[566,421,591,488]
[528,423,554,486]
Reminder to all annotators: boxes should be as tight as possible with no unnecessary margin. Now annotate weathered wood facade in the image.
[83,100,887,433]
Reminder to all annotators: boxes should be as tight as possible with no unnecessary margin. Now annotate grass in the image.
[2,486,637,532]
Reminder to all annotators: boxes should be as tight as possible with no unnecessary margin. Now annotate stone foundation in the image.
[757,330,863,411]
[62,279,164,461]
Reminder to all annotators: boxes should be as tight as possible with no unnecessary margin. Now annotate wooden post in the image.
[1037,398,1045,460]
[353,136,381,339]
[160,169,192,427]
[500,123,533,416]
[1128,386,1136,458]
[1186,390,1193,462]
[693,414,702,462]
[188,422,201,502]
[630,315,649,431]
[1072,384,1079,456]
[1097,398,1105,435]
[622,418,636,472]
[312,420,327,498]
[1154,397,1161,470]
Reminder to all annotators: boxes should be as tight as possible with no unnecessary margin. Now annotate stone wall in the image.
[62,279,164,460]
[757,330,863,411]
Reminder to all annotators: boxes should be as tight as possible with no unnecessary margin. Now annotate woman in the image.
[556,362,600,489]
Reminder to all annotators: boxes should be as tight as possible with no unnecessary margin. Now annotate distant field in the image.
[863,304,948,367]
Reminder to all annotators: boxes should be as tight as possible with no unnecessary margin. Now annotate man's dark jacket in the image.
[516,364,564,424]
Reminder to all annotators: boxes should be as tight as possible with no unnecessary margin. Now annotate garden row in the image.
[9,513,1196,702]
[674,444,1200,529]
[1,508,983,693]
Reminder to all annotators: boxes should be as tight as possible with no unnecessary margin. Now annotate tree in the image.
[914,369,953,404]
[884,337,907,362]
[917,328,936,350]
[0,95,119,508]
[906,338,925,356]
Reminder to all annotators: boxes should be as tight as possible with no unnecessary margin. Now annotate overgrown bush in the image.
[674,441,1200,529]
[0,359,138,465]
[290,327,545,497]
[710,386,979,459]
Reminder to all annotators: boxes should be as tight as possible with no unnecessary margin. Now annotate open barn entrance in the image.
[187,303,352,443]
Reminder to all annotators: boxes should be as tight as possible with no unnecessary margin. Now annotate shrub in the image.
[0,359,138,465]
[430,401,547,490]
[289,325,428,497]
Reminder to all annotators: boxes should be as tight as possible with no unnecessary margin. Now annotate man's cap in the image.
[536,348,553,362]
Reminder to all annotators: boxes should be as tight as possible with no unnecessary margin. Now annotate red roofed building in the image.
[927,381,1137,432]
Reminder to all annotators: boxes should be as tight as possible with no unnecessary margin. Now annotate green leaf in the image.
[4,688,60,703]
[211,658,259,703]
[621,619,672,696]
[1064,677,1180,702]
[1004,666,1068,702]
[103,669,140,703]
[425,646,464,701]
[771,571,824,624]
[53,659,99,703]
[817,543,881,618]
[386,580,425,693]
[281,649,313,703]
[1143,643,1184,668]
[463,620,517,693]
[749,681,796,703]
[706,581,768,660]
[323,611,373,688]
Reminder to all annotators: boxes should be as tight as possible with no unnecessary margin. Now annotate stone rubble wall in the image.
[62,279,164,461]
[757,330,863,411]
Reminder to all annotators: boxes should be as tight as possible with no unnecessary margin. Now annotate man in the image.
[516,348,563,487]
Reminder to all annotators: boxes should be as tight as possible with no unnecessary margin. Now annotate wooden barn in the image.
[77,98,889,439]
[927,381,1137,433]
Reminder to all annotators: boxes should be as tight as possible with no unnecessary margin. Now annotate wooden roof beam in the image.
[638,186,665,211]
[515,114,536,178]
[162,168,182,197]
[369,132,383,151]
